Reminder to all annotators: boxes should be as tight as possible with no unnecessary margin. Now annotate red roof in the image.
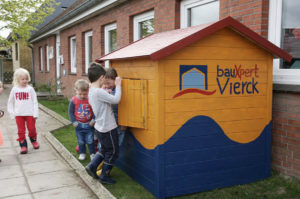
[97,16,292,62]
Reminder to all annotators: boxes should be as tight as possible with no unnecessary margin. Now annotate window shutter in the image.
[118,79,147,129]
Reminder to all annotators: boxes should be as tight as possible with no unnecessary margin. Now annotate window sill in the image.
[82,73,88,76]
[68,73,77,76]
[273,84,300,93]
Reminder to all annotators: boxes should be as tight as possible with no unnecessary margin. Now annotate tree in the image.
[0,0,57,45]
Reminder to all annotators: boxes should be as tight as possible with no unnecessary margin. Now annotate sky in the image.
[0,21,10,38]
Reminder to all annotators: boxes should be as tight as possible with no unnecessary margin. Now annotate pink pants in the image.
[15,116,37,142]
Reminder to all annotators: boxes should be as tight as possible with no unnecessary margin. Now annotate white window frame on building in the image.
[46,45,50,72]
[104,23,117,54]
[39,46,44,71]
[133,10,154,41]
[269,0,300,85]
[70,36,77,74]
[84,31,93,74]
[180,0,220,28]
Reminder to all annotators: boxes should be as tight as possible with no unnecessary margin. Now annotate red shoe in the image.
[32,141,40,149]
[75,145,80,153]
[20,146,28,154]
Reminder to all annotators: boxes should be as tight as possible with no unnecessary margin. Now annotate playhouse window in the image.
[269,0,300,85]
[39,46,44,71]
[180,0,219,28]
[118,79,148,129]
[84,31,93,74]
[133,10,154,41]
[70,36,76,74]
[45,45,50,72]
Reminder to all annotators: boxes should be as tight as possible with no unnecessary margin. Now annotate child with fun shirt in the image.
[7,68,39,154]
[85,63,122,184]
[68,79,95,160]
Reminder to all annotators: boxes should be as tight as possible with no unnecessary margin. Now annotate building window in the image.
[15,42,18,61]
[180,0,219,28]
[39,47,44,71]
[104,23,117,54]
[84,31,93,74]
[45,45,50,72]
[269,0,300,85]
[70,36,76,74]
[133,10,154,41]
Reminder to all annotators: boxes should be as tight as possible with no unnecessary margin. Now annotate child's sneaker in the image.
[78,153,86,160]
[20,146,28,154]
[32,141,40,149]
[90,153,95,160]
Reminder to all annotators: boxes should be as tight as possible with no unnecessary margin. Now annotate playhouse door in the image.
[118,79,147,129]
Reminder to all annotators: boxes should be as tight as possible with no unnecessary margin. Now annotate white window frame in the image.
[70,36,77,74]
[104,23,117,54]
[133,10,154,41]
[180,0,219,28]
[46,45,50,72]
[40,47,44,71]
[268,0,300,85]
[84,31,93,74]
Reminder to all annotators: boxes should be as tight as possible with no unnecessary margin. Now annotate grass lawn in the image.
[40,98,300,199]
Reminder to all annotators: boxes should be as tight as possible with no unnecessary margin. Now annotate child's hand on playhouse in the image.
[115,77,122,86]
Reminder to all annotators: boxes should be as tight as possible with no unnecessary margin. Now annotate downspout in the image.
[29,46,35,86]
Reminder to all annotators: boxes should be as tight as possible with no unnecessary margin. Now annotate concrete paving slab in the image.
[0,154,19,167]
[0,177,29,198]
[23,159,70,176]
[0,165,23,180]
[33,184,97,199]
[0,147,17,155]
[18,150,58,164]
[2,194,33,199]
[26,170,80,192]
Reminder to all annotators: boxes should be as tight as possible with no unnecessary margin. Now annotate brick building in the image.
[29,0,299,180]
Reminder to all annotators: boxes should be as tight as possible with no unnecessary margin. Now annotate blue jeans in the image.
[75,123,95,154]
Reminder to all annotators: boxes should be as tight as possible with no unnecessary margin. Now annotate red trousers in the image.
[15,116,37,142]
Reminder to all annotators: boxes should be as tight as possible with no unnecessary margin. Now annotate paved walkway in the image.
[0,85,97,199]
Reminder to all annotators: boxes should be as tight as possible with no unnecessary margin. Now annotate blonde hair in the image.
[13,68,31,86]
[74,79,89,91]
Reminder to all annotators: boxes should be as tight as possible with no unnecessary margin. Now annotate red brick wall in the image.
[33,0,180,98]
[272,92,300,179]
[220,0,269,38]
[32,35,56,90]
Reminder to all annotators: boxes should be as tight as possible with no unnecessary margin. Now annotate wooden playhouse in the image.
[97,17,292,199]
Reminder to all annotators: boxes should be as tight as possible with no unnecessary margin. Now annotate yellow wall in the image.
[160,28,273,145]
[112,28,273,149]
[111,59,162,149]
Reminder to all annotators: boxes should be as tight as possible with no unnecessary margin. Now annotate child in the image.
[85,63,122,185]
[103,67,127,146]
[68,79,95,160]
[7,68,39,154]
[96,67,127,176]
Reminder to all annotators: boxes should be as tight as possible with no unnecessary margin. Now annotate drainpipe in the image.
[29,46,35,86]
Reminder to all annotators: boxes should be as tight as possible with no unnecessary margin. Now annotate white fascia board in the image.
[31,0,118,43]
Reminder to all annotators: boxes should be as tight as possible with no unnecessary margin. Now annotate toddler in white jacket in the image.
[7,68,39,154]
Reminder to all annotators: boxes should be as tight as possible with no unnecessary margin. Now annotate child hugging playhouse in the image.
[7,68,40,154]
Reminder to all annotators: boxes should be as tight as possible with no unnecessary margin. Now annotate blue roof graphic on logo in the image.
[180,65,208,90]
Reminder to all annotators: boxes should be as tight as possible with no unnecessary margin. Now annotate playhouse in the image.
[97,17,292,199]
